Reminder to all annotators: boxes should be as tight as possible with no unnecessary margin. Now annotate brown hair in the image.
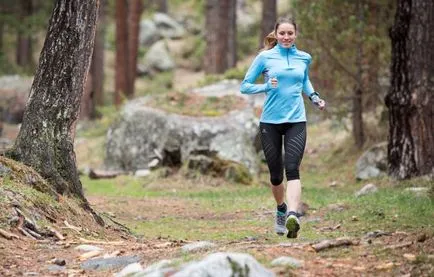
[261,17,297,51]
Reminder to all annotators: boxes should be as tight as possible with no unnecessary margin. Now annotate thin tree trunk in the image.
[227,0,237,68]
[204,0,230,74]
[127,0,142,98]
[115,0,129,106]
[353,0,365,148]
[92,0,106,107]
[386,0,434,179]
[8,0,102,223]
[16,0,33,67]
[259,0,276,49]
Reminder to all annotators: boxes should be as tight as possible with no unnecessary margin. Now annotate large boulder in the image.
[355,142,388,180]
[104,98,259,178]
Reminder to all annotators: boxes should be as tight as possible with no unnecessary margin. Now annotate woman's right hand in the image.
[270,77,278,88]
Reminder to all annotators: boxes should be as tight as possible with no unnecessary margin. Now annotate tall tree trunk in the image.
[204,0,230,74]
[92,0,106,107]
[115,0,129,106]
[16,0,33,67]
[7,0,102,224]
[259,0,276,49]
[127,0,142,98]
[227,0,237,68]
[353,0,365,148]
[386,0,434,179]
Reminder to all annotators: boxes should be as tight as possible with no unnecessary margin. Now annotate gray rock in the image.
[74,244,103,252]
[181,241,216,253]
[355,142,387,180]
[104,99,259,177]
[173,252,274,277]
[133,259,175,277]
[191,79,265,108]
[271,256,304,268]
[154,13,185,39]
[80,255,141,271]
[115,263,143,277]
[46,265,66,272]
[355,183,378,197]
[142,40,175,72]
[139,20,158,46]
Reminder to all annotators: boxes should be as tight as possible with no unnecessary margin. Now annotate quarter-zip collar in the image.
[275,43,297,55]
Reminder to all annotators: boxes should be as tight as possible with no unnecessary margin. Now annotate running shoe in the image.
[275,210,287,236]
[286,211,300,238]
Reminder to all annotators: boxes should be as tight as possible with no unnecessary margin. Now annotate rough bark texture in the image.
[7,0,102,223]
[386,0,434,179]
[259,0,276,49]
[115,0,129,106]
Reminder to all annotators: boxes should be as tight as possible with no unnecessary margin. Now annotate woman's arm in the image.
[240,54,271,94]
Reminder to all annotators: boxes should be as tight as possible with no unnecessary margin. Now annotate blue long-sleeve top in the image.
[240,44,315,123]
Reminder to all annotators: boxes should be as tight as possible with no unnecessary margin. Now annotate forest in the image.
[0,0,433,276]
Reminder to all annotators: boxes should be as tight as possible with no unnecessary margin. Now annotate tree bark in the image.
[353,0,365,149]
[127,0,142,98]
[204,0,230,74]
[386,0,434,179]
[115,0,129,106]
[7,0,103,224]
[259,0,276,49]
[92,0,106,107]
[227,0,237,68]
[16,0,33,68]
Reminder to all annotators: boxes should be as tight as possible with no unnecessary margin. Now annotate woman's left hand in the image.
[317,99,326,110]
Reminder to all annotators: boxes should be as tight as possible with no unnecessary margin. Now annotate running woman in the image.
[240,17,326,238]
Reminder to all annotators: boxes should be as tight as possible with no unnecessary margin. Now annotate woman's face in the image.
[275,23,297,48]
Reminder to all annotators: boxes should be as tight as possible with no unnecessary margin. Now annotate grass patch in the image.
[145,91,247,117]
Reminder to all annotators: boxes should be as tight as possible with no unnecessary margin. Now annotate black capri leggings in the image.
[259,122,307,185]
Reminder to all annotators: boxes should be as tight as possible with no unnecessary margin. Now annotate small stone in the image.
[351,216,359,221]
[403,253,416,261]
[51,258,66,266]
[181,241,216,253]
[74,245,104,252]
[135,169,151,177]
[355,183,378,197]
[271,256,304,268]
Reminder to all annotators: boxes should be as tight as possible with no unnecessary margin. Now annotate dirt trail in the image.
[2,194,431,276]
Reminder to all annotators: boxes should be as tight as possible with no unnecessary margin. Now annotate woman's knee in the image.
[285,163,300,181]
[270,174,283,186]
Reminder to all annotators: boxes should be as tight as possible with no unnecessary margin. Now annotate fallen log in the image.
[88,169,126,179]
[312,238,358,252]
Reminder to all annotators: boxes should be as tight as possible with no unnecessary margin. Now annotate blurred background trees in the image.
[0,0,432,180]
